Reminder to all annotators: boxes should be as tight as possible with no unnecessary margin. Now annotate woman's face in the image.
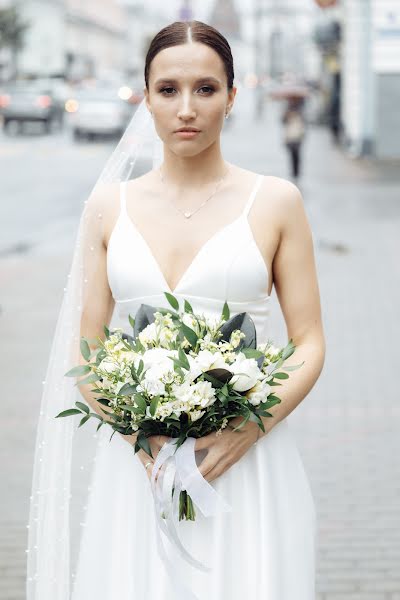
[144,41,236,157]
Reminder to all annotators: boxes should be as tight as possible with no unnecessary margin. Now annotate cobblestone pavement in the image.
[1,92,399,599]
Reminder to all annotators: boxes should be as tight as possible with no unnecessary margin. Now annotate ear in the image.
[143,87,151,114]
[227,85,237,113]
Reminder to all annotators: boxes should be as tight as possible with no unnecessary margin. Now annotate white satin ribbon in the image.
[149,436,232,599]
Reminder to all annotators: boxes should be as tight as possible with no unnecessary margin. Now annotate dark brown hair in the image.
[144,20,234,90]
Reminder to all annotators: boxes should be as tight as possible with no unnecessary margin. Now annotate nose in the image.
[177,92,196,121]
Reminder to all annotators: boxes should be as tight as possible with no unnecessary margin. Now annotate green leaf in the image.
[183,299,193,313]
[164,292,179,311]
[118,383,137,396]
[80,338,91,361]
[75,401,90,413]
[55,408,82,418]
[178,346,190,370]
[75,373,100,386]
[137,433,153,458]
[180,322,198,347]
[221,300,230,321]
[103,324,110,338]
[78,414,91,428]
[136,359,144,376]
[89,412,103,421]
[128,314,135,329]
[273,372,289,379]
[65,364,91,377]
[241,347,264,359]
[96,398,111,406]
[282,339,296,360]
[266,394,281,402]
[134,393,147,413]
[150,395,160,417]
[281,361,304,371]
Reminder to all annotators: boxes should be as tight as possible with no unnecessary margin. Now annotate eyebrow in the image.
[154,76,222,86]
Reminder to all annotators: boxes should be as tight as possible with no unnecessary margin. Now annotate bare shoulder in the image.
[235,166,306,229]
[258,174,303,213]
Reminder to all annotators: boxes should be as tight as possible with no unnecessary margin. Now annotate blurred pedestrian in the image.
[281,98,306,180]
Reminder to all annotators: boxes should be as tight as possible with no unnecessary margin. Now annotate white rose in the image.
[246,380,272,406]
[192,380,216,408]
[229,353,262,392]
[194,350,228,372]
[190,409,205,422]
[138,322,158,345]
[140,376,166,397]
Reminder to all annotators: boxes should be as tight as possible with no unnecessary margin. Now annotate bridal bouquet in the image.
[56,292,302,523]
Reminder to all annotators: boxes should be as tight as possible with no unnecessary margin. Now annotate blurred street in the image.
[1,86,399,599]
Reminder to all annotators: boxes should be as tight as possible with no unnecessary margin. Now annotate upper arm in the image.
[79,184,116,347]
[272,181,325,350]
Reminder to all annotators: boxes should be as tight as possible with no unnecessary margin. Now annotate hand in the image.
[136,434,173,482]
[194,418,261,484]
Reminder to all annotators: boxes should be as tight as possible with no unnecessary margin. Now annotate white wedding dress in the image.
[70,173,317,599]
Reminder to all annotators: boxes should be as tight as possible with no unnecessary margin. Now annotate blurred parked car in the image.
[0,80,65,134]
[65,87,135,141]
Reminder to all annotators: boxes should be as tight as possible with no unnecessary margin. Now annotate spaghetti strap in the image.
[242,174,264,218]
[119,181,127,214]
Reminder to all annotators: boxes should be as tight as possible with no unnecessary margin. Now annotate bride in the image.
[27,19,325,600]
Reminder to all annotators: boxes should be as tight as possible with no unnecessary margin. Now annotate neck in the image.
[160,139,229,189]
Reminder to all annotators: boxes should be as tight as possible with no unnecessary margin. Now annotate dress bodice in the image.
[106,173,272,343]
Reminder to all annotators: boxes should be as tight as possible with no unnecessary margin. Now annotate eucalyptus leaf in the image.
[133,303,157,338]
[76,373,100,386]
[78,414,91,428]
[273,372,289,379]
[281,362,304,371]
[65,364,91,378]
[128,313,135,330]
[55,408,82,418]
[80,338,91,362]
[75,401,90,414]
[103,324,110,338]
[134,393,147,413]
[118,383,137,396]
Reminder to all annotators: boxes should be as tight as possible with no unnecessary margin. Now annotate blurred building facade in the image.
[341,0,400,158]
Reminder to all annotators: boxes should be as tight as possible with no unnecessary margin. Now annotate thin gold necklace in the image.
[158,164,231,219]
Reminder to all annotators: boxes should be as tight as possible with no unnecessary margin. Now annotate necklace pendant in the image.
[184,211,192,218]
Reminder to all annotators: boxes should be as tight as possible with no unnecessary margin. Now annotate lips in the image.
[175,128,200,133]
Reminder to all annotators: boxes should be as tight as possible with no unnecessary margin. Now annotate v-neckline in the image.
[123,212,246,295]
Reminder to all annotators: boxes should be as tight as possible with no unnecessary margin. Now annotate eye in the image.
[198,85,214,94]
[159,86,175,95]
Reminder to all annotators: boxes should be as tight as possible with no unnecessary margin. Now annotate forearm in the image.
[259,338,325,436]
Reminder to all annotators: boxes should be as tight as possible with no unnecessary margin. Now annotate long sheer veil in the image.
[26,96,163,598]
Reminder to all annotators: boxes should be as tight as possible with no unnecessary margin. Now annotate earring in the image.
[225,112,229,120]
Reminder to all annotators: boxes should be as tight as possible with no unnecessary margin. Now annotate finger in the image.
[197,452,219,479]
[203,462,226,483]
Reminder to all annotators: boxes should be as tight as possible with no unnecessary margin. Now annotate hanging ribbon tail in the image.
[149,436,233,597]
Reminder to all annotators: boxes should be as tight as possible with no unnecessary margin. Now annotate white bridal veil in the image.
[26,97,164,599]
